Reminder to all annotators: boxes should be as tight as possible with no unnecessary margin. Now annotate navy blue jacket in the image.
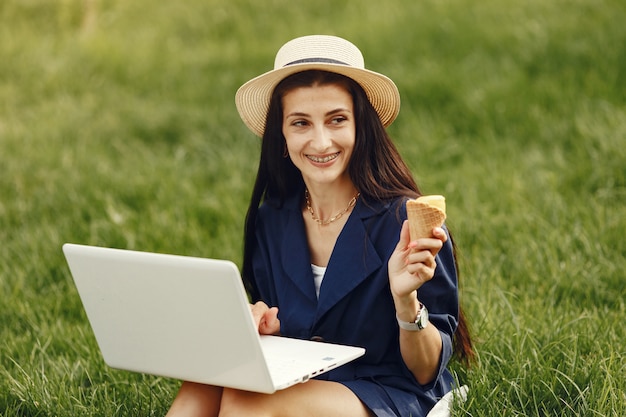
[249,192,459,416]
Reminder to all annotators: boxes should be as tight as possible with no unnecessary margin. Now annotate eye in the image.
[291,119,309,127]
[330,116,348,125]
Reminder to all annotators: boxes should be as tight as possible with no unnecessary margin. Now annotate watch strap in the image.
[396,302,428,331]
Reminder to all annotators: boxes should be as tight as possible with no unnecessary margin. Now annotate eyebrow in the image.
[284,108,352,119]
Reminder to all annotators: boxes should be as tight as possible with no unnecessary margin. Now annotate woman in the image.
[167,34,472,417]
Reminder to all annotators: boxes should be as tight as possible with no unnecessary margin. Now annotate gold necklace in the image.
[305,188,360,226]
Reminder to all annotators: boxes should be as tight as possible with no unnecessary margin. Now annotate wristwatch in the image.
[396,302,429,331]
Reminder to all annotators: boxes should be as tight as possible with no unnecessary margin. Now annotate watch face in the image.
[418,305,428,329]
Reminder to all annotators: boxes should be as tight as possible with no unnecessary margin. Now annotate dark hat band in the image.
[284,57,349,67]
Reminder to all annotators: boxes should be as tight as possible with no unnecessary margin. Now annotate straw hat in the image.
[235,35,400,137]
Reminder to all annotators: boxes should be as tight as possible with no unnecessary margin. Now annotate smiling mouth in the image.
[306,152,340,163]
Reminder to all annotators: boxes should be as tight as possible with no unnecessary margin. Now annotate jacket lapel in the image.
[315,199,384,321]
[278,195,389,322]
[280,195,318,302]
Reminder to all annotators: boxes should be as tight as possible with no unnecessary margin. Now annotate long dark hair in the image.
[241,70,474,364]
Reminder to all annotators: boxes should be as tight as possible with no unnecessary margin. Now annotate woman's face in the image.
[281,83,356,188]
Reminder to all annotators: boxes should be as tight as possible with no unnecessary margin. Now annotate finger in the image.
[407,249,436,268]
[409,237,442,255]
[406,257,437,281]
[250,301,269,326]
[408,246,439,269]
[432,227,448,243]
[259,307,280,335]
[395,220,411,251]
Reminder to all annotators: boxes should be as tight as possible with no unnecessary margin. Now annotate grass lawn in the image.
[1,0,625,415]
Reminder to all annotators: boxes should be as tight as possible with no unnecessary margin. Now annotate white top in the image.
[311,264,327,298]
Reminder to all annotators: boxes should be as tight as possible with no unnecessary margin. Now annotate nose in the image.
[310,125,332,152]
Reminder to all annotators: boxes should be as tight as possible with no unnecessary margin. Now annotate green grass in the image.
[1,0,625,415]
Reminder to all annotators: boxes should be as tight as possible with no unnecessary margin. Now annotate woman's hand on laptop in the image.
[250,301,281,335]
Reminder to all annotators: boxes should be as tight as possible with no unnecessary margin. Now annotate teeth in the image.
[307,153,339,163]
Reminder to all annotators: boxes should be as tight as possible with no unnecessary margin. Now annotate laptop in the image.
[62,243,365,394]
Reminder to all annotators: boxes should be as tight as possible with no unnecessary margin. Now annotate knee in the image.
[167,382,223,417]
[218,388,270,417]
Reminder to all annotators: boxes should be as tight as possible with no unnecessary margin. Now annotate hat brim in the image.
[235,62,400,137]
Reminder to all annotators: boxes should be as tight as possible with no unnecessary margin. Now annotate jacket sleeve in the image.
[248,207,279,305]
[414,226,459,390]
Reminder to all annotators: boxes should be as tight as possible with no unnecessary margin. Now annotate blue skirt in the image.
[341,379,434,417]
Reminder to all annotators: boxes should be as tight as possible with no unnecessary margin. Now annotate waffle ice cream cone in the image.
[406,195,446,241]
